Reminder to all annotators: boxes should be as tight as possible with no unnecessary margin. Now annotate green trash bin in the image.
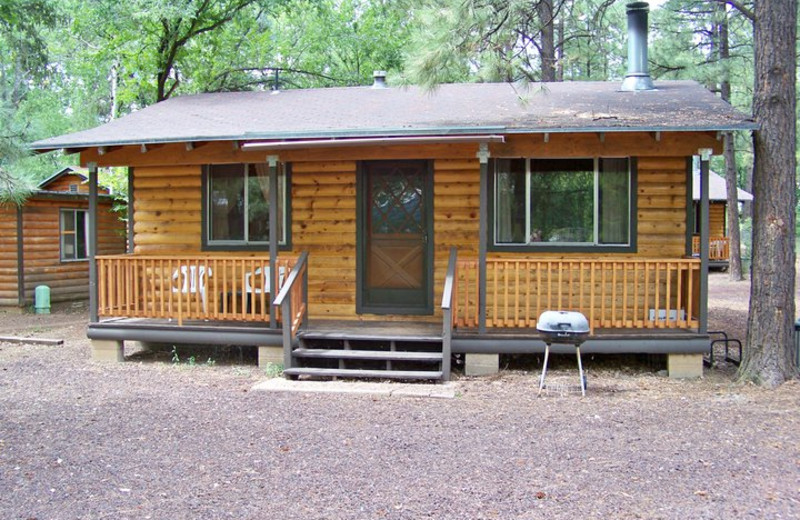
[34,285,51,314]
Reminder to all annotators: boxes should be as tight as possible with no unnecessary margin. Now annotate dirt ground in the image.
[0,276,799,519]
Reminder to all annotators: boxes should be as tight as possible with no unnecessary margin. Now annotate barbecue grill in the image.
[536,310,590,396]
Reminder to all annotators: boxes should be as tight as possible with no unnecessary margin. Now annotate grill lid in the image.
[536,310,590,334]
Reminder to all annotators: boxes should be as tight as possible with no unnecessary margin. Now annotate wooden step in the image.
[298,331,442,343]
[294,348,442,362]
[283,367,443,381]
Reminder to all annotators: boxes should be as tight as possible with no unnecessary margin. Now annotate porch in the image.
[692,235,731,268]
[90,251,705,380]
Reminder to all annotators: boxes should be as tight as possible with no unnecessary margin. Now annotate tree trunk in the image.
[742,161,754,220]
[740,0,797,386]
[717,3,743,281]
[537,0,556,81]
[723,133,743,281]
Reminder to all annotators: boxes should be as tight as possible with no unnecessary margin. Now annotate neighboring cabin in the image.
[691,168,753,268]
[0,167,127,307]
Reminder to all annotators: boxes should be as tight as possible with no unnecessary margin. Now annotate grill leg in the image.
[576,346,586,397]
[538,344,551,396]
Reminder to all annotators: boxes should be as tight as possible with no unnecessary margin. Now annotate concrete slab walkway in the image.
[252,378,457,399]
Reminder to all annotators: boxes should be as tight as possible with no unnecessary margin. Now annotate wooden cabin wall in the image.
[0,205,19,305]
[18,199,125,304]
[709,202,726,237]
[133,166,202,254]
[126,152,689,322]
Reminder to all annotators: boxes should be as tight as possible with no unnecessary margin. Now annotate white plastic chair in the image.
[243,266,285,295]
[172,265,211,311]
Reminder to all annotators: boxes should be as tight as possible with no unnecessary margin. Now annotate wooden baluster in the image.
[688,262,695,327]
[579,262,585,320]
[503,261,509,327]
[654,262,661,328]
[600,263,607,328]
[611,262,618,327]
[666,262,672,327]
[525,261,531,327]
[589,262,595,333]
[643,263,650,327]
[622,262,628,328]
[514,260,520,327]
[676,262,684,327]
[633,262,639,328]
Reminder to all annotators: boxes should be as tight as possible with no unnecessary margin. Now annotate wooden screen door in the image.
[357,160,433,314]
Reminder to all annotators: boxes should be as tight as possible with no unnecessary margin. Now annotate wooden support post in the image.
[127,167,134,253]
[16,205,24,307]
[685,158,694,257]
[477,143,490,334]
[268,155,279,329]
[88,162,99,323]
[698,149,711,333]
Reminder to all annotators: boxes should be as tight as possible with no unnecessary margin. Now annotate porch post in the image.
[698,149,711,333]
[477,143,490,334]
[267,155,279,329]
[127,167,134,253]
[88,162,99,323]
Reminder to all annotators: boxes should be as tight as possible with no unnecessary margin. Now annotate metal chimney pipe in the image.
[621,2,655,92]
[371,70,388,89]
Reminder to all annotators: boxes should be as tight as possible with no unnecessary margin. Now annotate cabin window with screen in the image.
[206,163,287,247]
[60,209,88,261]
[494,158,631,248]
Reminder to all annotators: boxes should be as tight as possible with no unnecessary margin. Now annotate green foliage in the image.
[263,362,283,378]
[403,0,628,88]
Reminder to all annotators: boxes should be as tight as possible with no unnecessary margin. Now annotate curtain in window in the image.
[598,158,629,244]
[209,165,245,241]
[495,159,526,243]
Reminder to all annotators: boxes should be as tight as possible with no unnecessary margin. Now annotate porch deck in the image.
[88,316,708,355]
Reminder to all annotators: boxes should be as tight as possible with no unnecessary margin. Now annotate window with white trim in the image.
[494,158,632,247]
[60,209,88,261]
[206,163,288,247]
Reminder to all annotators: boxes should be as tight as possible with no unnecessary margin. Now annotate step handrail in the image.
[273,251,309,372]
[440,247,457,382]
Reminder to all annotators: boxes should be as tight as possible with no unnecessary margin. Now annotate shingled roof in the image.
[31,80,756,151]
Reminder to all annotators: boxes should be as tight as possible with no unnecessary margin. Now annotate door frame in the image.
[356,159,435,315]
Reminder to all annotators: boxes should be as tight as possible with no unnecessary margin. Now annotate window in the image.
[205,163,288,248]
[60,209,88,261]
[494,158,633,249]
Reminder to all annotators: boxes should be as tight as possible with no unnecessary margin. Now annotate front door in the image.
[357,160,433,314]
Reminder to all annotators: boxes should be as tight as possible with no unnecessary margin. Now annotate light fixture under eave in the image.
[241,134,506,151]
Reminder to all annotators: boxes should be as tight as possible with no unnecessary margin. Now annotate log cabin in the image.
[31,4,754,380]
[691,168,753,269]
[0,167,127,308]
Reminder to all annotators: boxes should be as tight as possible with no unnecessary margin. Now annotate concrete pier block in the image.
[91,339,124,362]
[464,353,499,376]
[258,346,283,368]
[668,353,703,379]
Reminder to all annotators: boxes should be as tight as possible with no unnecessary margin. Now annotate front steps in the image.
[283,330,446,382]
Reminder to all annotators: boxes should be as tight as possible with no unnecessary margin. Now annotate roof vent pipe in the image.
[621,2,655,92]
[372,70,388,89]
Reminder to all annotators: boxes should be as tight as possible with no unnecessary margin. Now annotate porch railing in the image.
[440,247,457,382]
[692,236,730,261]
[454,258,701,332]
[96,254,297,325]
[272,252,309,372]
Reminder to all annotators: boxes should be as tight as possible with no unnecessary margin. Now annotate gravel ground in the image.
[1,280,799,520]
